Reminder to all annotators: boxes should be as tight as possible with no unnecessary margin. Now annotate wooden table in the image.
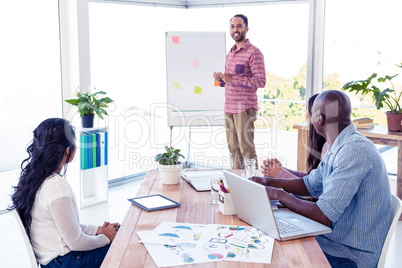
[101,169,330,267]
[294,123,402,204]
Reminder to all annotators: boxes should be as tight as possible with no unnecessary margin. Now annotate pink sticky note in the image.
[172,36,180,44]
[192,60,199,67]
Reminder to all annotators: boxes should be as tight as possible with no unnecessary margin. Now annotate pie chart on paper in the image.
[208,253,224,260]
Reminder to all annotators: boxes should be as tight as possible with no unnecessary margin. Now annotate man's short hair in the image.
[231,14,248,28]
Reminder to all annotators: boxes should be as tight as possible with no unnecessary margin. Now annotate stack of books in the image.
[352,117,374,129]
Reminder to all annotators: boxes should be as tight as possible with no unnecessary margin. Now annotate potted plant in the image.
[65,90,114,128]
[155,145,185,185]
[342,62,402,132]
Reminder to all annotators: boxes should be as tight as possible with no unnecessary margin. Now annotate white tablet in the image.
[128,194,181,212]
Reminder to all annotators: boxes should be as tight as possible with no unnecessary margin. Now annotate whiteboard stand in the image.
[169,126,173,146]
[185,126,192,168]
[169,125,192,169]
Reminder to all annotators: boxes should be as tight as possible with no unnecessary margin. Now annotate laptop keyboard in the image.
[275,217,303,234]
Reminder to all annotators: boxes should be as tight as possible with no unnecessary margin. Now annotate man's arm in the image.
[251,176,311,196]
[269,187,332,227]
[251,176,332,226]
[231,49,266,88]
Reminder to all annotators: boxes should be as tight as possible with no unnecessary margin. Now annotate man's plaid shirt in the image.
[219,39,266,114]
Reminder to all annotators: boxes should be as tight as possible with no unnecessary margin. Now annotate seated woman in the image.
[9,118,120,268]
[262,94,329,178]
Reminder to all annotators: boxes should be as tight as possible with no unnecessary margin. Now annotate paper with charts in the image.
[137,221,274,267]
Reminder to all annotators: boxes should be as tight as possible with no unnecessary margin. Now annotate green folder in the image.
[92,132,96,168]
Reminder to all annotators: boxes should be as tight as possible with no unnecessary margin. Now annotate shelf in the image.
[80,195,108,208]
[78,127,109,208]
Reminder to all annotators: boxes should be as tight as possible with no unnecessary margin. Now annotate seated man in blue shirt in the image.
[252,90,391,267]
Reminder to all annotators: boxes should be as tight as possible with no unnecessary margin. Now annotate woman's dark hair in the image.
[307,94,327,173]
[9,118,76,239]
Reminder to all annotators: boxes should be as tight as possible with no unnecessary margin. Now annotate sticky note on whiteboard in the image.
[173,82,181,89]
[192,60,199,67]
[172,36,180,44]
[214,80,220,86]
[194,86,202,94]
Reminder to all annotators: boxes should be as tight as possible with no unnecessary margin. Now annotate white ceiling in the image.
[89,0,305,9]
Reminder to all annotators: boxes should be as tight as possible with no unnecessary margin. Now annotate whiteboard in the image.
[166,31,226,126]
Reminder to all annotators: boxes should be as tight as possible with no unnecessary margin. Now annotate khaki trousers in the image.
[225,109,258,169]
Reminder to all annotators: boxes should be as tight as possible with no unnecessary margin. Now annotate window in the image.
[88,2,310,179]
[323,0,402,124]
[0,0,62,209]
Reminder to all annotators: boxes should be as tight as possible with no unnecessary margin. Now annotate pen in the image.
[219,185,226,193]
[218,180,225,192]
[218,180,229,193]
[223,182,229,193]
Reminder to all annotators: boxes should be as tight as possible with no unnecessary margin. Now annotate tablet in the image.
[128,194,181,212]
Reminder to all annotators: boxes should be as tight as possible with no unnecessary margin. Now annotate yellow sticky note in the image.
[173,82,181,89]
[194,86,202,94]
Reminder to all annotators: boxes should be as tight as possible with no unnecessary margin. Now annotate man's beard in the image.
[232,31,246,42]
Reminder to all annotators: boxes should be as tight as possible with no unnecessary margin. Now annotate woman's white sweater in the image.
[30,174,110,265]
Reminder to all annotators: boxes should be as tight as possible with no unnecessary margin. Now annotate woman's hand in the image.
[97,221,120,243]
[261,158,282,177]
[250,176,272,186]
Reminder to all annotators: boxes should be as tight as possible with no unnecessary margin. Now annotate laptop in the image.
[223,170,331,241]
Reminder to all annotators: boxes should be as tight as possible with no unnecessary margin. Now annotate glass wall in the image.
[323,0,402,125]
[88,2,309,179]
[0,0,62,209]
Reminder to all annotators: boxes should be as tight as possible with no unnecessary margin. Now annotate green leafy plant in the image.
[65,90,114,119]
[342,62,402,114]
[155,145,185,165]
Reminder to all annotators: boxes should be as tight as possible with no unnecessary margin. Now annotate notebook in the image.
[180,170,224,192]
[223,170,331,241]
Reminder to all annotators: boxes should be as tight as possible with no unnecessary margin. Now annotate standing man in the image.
[214,14,266,169]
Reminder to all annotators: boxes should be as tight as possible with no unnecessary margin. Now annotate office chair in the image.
[378,194,402,268]
[12,209,39,268]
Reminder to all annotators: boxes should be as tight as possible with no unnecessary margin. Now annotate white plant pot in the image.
[159,163,182,185]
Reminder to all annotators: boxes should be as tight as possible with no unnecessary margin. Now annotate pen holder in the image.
[218,190,236,215]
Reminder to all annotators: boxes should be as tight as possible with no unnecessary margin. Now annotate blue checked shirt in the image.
[303,123,392,268]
